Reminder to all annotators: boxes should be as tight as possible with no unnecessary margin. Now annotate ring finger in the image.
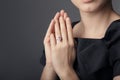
[55,19,62,44]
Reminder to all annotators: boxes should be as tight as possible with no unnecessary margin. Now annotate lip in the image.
[83,0,93,3]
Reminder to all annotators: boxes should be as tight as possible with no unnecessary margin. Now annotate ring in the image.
[56,36,62,42]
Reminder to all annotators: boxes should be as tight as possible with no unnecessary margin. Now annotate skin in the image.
[41,10,79,80]
[40,0,120,80]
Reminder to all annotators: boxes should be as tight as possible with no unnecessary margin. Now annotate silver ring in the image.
[56,36,62,42]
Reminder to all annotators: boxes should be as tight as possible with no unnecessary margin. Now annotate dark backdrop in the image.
[0,0,120,80]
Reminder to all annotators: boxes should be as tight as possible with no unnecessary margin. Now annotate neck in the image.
[79,4,114,34]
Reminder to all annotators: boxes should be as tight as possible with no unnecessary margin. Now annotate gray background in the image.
[0,0,120,80]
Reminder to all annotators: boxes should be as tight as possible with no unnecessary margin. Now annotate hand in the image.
[43,12,59,65]
[41,12,60,80]
[43,10,68,65]
[49,10,76,78]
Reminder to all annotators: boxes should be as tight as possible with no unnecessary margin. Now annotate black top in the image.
[40,19,120,80]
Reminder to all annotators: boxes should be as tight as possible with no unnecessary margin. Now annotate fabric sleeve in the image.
[109,31,120,77]
[40,48,46,67]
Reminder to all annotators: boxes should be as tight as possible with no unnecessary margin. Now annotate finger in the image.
[44,19,55,41]
[55,19,61,44]
[63,12,68,20]
[60,10,64,17]
[59,16,67,42]
[50,33,56,48]
[44,12,59,42]
[54,12,60,20]
[66,17,74,44]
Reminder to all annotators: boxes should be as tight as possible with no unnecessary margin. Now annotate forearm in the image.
[40,64,57,80]
[113,76,120,80]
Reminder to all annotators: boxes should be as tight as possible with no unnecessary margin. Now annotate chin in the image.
[71,0,110,13]
[79,4,100,13]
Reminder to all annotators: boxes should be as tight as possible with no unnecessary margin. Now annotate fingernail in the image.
[52,19,55,23]
[61,9,64,12]
[56,12,59,15]
[66,17,69,20]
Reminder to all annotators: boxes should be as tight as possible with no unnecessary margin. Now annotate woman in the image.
[40,0,120,80]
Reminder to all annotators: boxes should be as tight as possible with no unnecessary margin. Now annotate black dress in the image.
[40,19,120,80]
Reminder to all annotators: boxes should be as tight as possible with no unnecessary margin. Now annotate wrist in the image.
[59,67,79,80]
[41,63,57,80]
[45,64,55,72]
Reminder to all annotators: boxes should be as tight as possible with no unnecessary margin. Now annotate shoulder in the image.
[71,21,81,38]
[103,19,120,46]
[105,20,120,79]
[72,21,80,28]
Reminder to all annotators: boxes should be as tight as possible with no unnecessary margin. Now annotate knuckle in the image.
[63,43,69,48]
[43,37,49,45]
[52,47,55,51]
[69,42,74,47]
